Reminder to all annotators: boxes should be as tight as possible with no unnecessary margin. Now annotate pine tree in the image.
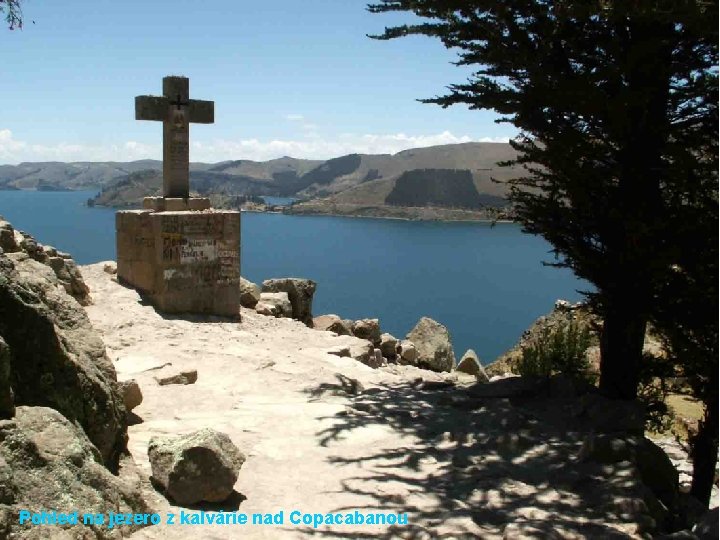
[0,0,22,29]
[652,186,718,506]
[368,0,717,400]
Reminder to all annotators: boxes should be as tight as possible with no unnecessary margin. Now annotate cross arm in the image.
[188,100,214,124]
[135,95,167,121]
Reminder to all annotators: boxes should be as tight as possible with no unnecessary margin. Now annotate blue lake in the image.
[0,190,586,362]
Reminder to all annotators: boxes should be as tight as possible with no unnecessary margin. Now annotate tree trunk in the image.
[598,302,647,400]
[596,20,670,402]
[690,394,719,507]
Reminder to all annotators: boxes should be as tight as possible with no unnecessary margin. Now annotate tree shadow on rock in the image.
[307,374,366,400]
[299,379,656,538]
[148,476,247,512]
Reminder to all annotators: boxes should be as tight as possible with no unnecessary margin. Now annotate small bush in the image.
[638,352,676,433]
[516,322,595,383]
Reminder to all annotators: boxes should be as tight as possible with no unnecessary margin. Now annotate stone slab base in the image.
[143,197,211,212]
[116,209,240,317]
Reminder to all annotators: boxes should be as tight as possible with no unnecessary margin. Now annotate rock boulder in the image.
[254,302,274,316]
[349,341,375,367]
[1,218,91,306]
[0,220,17,252]
[118,379,143,411]
[261,278,316,326]
[239,276,261,308]
[379,333,398,360]
[406,317,456,372]
[578,433,680,528]
[456,349,489,382]
[0,406,151,539]
[372,348,384,368]
[634,437,680,512]
[258,292,292,318]
[352,318,381,346]
[0,250,126,470]
[148,428,246,505]
[48,256,91,305]
[313,314,353,336]
[398,339,418,366]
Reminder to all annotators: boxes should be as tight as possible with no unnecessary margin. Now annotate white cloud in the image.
[0,130,160,163]
[285,114,304,121]
[0,129,24,159]
[191,131,509,162]
[0,128,510,164]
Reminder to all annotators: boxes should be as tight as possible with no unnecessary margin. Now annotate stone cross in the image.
[135,76,214,198]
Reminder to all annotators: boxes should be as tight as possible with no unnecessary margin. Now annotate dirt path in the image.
[82,263,684,539]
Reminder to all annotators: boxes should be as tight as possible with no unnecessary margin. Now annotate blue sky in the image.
[1,1,515,164]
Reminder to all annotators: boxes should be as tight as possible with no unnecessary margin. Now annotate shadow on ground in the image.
[131,288,241,324]
[148,475,248,512]
[298,376,649,539]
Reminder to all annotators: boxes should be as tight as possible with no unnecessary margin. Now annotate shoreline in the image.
[279,208,516,225]
[86,197,517,225]
[23,186,516,224]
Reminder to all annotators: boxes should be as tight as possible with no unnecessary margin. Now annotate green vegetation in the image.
[664,394,705,443]
[637,353,675,434]
[516,322,595,385]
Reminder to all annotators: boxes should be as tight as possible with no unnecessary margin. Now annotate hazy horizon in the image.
[0,139,514,167]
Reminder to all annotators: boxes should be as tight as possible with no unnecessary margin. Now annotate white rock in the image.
[398,339,418,366]
[258,292,292,318]
[406,317,456,372]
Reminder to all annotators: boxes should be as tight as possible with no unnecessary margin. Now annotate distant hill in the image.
[207,156,322,182]
[294,142,519,199]
[0,160,218,191]
[386,169,498,208]
[286,144,522,220]
[88,169,286,208]
[89,170,163,207]
[3,143,523,218]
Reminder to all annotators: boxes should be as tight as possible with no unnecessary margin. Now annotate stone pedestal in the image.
[116,205,240,317]
[142,196,211,212]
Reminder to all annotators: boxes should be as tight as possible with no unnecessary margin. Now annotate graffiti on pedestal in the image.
[180,238,218,263]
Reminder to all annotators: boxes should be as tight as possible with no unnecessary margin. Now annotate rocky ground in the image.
[2,209,715,539]
[1,219,150,539]
[73,263,716,539]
